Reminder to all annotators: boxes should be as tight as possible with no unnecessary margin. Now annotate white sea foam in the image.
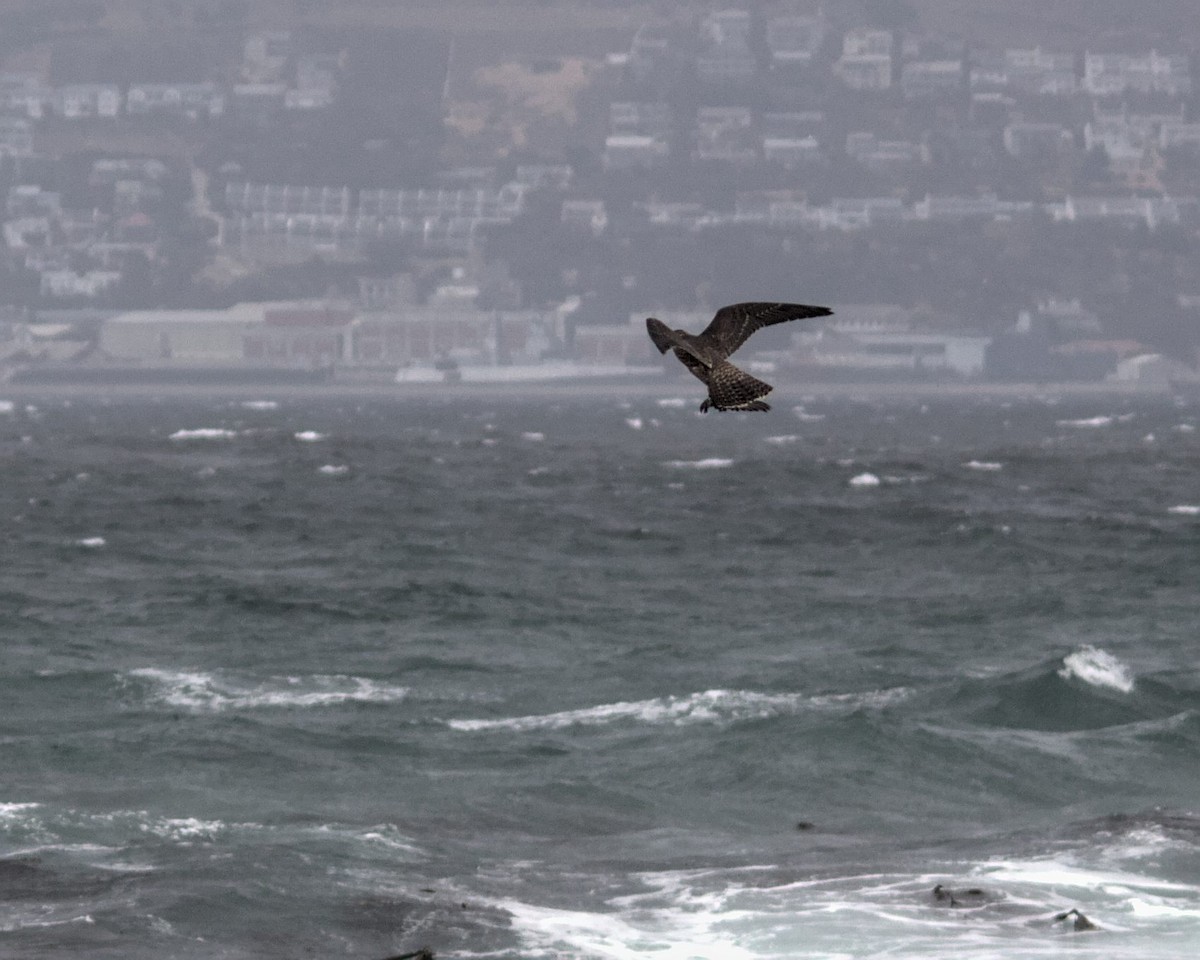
[75,537,106,548]
[521,431,546,442]
[849,472,881,487]
[625,417,644,430]
[978,855,1193,895]
[1057,646,1135,693]
[240,400,279,410]
[129,668,409,711]
[169,428,237,441]
[1056,416,1113,428]
[294,430,326,442]
[0,913,96,933]
[1174,423,1196,433]
[764,435,799,445]
[791,407,826,422]
[0,801,40,822]
[448,687,906,733]
[962,460,1003,471]
[140,817,229,842]
[318,464,350,476]
[500,896,758,960]
[310,822,424,857]
[0,400,14,415]
[665,458,734,470]
[656,398,687,408]
[1168,505,1200,515]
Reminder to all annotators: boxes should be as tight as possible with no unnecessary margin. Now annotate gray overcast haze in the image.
[3,0,1200,387]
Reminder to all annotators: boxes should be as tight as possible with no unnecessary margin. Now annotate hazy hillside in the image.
[910,0,1200,48]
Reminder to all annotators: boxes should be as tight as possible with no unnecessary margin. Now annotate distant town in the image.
[3,0,1200,388]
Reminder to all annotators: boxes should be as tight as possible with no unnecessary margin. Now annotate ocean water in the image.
[2,389,1199,959]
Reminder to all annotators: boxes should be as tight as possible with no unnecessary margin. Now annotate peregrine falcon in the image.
[646,302,833,412]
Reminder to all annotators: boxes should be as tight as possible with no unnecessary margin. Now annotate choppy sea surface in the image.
[2,389,1199,959]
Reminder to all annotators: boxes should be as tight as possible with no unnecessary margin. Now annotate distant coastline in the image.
[0,376,1179,402]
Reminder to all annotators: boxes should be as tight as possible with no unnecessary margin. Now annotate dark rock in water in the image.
[1054,908,1098,932]
[795,820,816,831]
[379,949,435,960]
[932,883,990,907]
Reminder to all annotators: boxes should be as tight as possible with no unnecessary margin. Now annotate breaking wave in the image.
[128,668,409,711]
[447,687,907,733]
[169,428,238,441]
[1057,646,1135,694]
[665,458,734,470]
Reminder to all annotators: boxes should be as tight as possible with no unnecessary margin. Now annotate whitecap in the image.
[764,435,799,445]
[656,398,687,408]
[1056,416,1113,428]
[75,537,106,548]
[140,817,228,842]
[849,472,881,487]
[0,802,40,821]
[625,417,644,430]
[665,458,733,470]
[1174,423,1196,433]
[129,669,408,711]
[294,430,325,442]
[169,428,237,441]
[0,400,14,415]
[318,464,350,476]
[499,897,756,960]
[239,400,279,411]
[978,856,1192,894]
[521,431,545,442]
[1168,505,1200,515]
[448,687,904,733]
[792,407,826,422]
[963,460,1003,471]
[1057,646,1134,693]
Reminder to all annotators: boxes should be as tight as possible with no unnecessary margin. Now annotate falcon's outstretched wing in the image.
[700,302,833,359]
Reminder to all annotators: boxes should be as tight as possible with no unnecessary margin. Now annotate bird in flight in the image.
[646,302,833,412]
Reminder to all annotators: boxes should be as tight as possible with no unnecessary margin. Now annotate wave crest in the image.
[1057,646,1135,694]
[128,668,409,711]
[448,687,907,733]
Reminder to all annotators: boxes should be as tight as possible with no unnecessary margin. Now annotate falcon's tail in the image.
[706,360,773,412]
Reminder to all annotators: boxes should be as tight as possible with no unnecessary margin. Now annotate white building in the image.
[900,61,962,99]
[766,15,825,67]
[1161,122,1200,150]
[40,270,121,299]
[1003,122,1072,159]
[694,106,757,164]
[603,134,670,170]
[836,55,892,90]
[0,117,34,157]
[1083,50,1191,97]
[843,29,893,58]
[53,84,121,119]
[561,200,607,235]
[126,83,225,118]
[1004,47,1077,95]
